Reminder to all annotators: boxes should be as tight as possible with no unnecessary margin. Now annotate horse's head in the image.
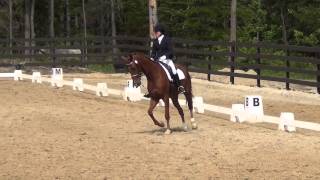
[122,54,142,88]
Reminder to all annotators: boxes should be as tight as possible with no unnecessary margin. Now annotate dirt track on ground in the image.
[0,73,320,179]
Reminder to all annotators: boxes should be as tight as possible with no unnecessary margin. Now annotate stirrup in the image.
[178,86,186,94]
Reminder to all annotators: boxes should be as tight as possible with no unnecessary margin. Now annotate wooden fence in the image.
[0,36,319,93]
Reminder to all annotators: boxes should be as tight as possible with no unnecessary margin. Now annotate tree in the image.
[111,0,117,54]
[82,0,87,63]
[149,0,158,39]
[9,0,12,54]
[65,0,70,45]
[49,0,54,38]
[24,0,31,54]
[230,0,236,42]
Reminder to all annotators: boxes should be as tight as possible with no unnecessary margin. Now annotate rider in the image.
[149,24,185,94]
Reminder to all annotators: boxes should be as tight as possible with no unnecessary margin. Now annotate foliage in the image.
[0,0,318,46]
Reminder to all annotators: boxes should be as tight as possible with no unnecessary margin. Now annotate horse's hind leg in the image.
[148,98,165,127]
[171,96,188,131]
[164,97,172,135]
[185,91,197,129]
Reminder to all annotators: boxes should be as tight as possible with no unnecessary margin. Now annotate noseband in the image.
[127,60,142,79]
[131,73,142,79]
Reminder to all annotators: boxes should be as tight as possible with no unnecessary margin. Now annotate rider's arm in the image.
[165,37,173,59]
[151,39,157,60]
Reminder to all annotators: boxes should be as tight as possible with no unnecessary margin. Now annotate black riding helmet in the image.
[154,24,165,34]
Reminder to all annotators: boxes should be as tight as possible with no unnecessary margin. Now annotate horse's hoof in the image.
[191,118,198,129]
[182,123,188,132]
[191,122,198,129]
[164,129,171,135]
[158,122,165,127]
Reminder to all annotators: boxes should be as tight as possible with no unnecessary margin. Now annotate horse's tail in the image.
[184,69,193,111]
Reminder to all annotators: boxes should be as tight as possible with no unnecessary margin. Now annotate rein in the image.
[131,73,142,79]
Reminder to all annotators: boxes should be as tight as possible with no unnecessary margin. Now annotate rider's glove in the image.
[159,55,166,61]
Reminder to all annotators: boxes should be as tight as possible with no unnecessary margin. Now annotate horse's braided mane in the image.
[132,52,157,64]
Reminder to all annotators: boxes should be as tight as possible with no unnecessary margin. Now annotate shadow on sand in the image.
[133,126,193,135]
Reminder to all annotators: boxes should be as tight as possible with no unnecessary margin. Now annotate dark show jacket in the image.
[151,35,174,61]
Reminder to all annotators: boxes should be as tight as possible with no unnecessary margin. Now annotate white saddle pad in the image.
[159,63,185,82]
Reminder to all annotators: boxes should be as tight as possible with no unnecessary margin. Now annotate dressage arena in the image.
[1,71,320,179]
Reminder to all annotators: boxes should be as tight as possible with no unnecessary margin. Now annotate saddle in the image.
[158,61,174,79]
[157,61,185,82]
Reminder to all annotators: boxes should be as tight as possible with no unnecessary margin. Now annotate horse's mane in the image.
[132,52,158,64]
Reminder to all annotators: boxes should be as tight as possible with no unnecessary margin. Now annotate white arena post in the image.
[51,68,63,87]
[122,80,142,102]
[32,72,42,83]
[96,83,108,96]
[193,96,204,114]
[14,70,23,81]
[72,78,84,92]
[279,112,296,132]
[231,104,246,123]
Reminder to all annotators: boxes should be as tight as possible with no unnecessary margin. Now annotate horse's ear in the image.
[121,56,128,61]
[129,54,134,60]
[120,55,131,65]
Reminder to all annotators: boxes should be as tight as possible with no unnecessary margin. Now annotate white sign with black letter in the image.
[51,68,63,87]
[244,95,264,122]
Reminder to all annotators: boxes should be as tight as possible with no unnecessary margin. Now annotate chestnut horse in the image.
[122,53,197,134]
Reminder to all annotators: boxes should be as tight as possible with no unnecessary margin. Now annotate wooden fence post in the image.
[286,49,290,90]
[50,37,56,67]
[80,38,84,66]
[207,47,213,81]
[207,64,211,81]
[256,43,261,87]
[317,64,320,94]
[230,41,235,84]
[317,53,320,94]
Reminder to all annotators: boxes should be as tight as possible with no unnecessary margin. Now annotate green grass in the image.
[261,70,316,81]
[88,64,115,73]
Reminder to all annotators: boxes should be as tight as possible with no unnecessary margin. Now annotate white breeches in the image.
[159,59,177,74]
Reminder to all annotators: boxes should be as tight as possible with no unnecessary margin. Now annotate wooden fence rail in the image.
[0,36,319,93]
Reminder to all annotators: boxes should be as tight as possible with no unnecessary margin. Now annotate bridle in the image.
[131,72,142,79]
[127,59,143,86]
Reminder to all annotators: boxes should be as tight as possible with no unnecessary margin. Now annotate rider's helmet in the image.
[154,24,165,34]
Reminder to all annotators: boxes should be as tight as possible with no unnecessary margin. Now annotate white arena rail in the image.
[1,70,320,133]
[0,73,14,78]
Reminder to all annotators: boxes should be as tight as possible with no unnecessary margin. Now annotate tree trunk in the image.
[230,0,237,42]
[9,0,13,55]
[49,0,54,38]
[49,0,55,66]
[229,0,237,84]
[111,0,117,55]
[75,14,79,30]
[280,7,288,45]
[30,0,35,53]
[82,0,87,65]
[100,0,105,53]
[65,0,70,45]
[148,0,158,39]
[100,0,105,37]
[24,0,30,55]
[281,6,290,90]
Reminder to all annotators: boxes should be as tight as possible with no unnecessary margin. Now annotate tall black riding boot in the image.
[173,74,185,94]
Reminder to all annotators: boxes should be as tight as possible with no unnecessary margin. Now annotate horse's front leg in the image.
[148,98,165,127]
[164,97,171,135]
